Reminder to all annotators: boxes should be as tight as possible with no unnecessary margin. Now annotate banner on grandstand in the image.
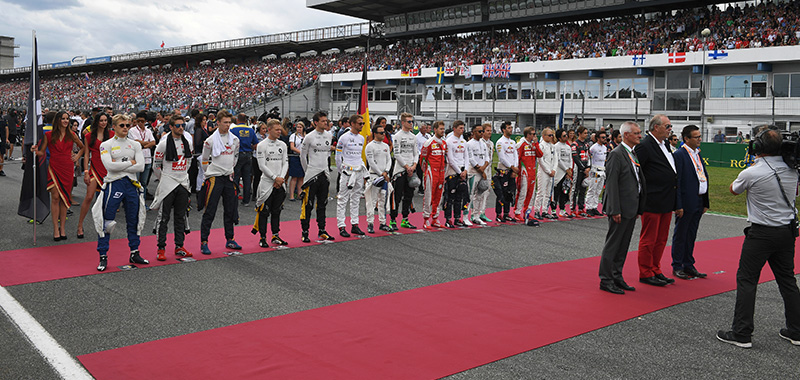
[668,52,686,64]
[444,62,455,76]
[631,53,646,66]
[435,67,446,84]
[483,63,510,78]
[709,50,728,60]
[460,64,471,78]
[410,68,419,77]
[18,32,50,226]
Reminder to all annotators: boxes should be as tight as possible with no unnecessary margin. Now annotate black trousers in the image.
[391,173,415,220]
[555,176,571,210]
[732,224,800,338]
[233,151,253,203]
[493,169,515,216]
[156,186,190,249]
[572,169,587,210]
[444,175,469,220]
[200,176,238,242]
[188,154,199,194]
[671,203,703,271]
[251,156,262,201]
[300,175,330,233]
[255,187,286,238]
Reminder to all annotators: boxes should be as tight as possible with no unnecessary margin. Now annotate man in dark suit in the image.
[599,121,645,295]
[671,125,709,279]
[634,114,677,287]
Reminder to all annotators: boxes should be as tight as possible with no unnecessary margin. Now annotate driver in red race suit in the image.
[420,121,447,229]
[515,126,543,224]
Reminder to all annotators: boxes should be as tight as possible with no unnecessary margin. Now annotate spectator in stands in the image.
[713,130,726,143]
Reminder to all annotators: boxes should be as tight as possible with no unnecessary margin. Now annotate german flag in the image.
[358,63,371,146]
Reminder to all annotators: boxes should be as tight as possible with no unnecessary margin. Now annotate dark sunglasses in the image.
[173,123,185,128]
[117,123,131,128]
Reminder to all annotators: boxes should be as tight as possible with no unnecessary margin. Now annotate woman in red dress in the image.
[34,111,84,241]
[76,113,110,239]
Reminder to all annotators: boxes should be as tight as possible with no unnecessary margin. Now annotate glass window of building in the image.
[486,83,495,100]
[633,78,648,98]
[463,84,473,100]
[667,70,690,90]
[534,81,544,100]
[724,75,751,98]
[604,79,618,99]
[508,82,518,100]
[709,76,724,98]
[520,82,532,99]
[443,84,453,100]
[655,71,666,89]
[653,91,666,111]
[772,74,789,97]
[496,83,507,100]
[573,80,585,99]
[473,83,484,100]
[562,81,573,99]
[666,91,688,111]
[454,84,464,101]
[585,80,600,99]
[690,73,702,89]
[790,74,800,97]
[618,78,632,98]
[544,81,557,99]
[689,90,701,111]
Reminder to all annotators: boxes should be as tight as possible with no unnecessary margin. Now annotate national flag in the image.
[709,50,728,60]
[410,68,419,77]
[498,63,510,79]
[668,52,686,63]
[401,70,409,77]
[435,67,445,84]
[18,32,50,224]
[631,53,646,66]
[357,63,371,153]
[461,64,471,78]
[444,63,455,76]
[84,73,90,81]
[160,41,165,48]
[557,94,565,129]
[483,63,494,78]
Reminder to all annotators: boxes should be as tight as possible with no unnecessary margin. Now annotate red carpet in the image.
[77,236,796,380]
[0,209,520,286]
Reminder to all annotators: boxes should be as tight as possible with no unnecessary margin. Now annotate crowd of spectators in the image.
[0,1,797,112]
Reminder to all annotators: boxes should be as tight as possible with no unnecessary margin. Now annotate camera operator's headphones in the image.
[749,126,780,156]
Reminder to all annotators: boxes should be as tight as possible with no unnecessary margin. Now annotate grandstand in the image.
[1,0,799,144]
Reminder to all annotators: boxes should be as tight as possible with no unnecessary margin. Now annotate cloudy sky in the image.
[0,0,364,68]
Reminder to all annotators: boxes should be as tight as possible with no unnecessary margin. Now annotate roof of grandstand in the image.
[311,0,743,37]
[0,23,372,81]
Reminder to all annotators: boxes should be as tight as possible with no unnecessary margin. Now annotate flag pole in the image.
[31,30,37,246]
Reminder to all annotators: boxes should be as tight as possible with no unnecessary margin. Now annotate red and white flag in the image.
[668,52,686,63]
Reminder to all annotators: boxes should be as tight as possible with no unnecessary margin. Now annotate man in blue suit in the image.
[671,125,709,279]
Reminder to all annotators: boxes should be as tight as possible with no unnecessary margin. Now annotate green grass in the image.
[707,166,747,216]
[705,166,800,217]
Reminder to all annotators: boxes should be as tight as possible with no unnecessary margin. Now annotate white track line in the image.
[0,286,93,380]
[706,212,748,220]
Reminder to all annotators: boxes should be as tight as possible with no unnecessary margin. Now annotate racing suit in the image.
[444,133,469,222]
[571,139,591,213]
[494,135,518,218]
[515,138,543,217]
[335,131,365,228]
[420,135,447,220]
[586,142,608,212]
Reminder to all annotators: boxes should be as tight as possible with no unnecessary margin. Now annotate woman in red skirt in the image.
[34,111,84,241]
[76,113,110,239]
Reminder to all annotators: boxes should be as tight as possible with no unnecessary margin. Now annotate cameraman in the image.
[717,127,800,348]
